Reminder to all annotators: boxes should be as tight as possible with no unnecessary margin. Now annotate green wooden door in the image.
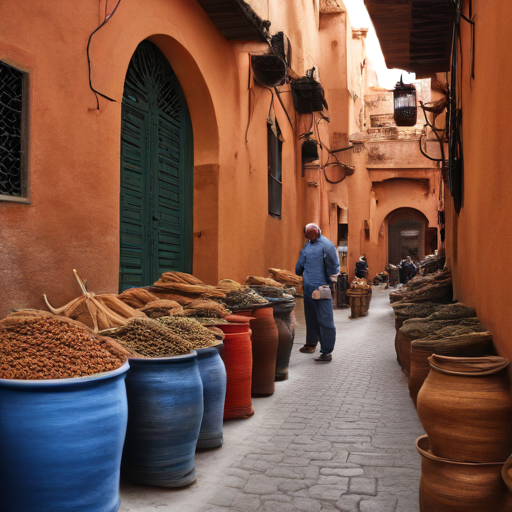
[119,41,193,291]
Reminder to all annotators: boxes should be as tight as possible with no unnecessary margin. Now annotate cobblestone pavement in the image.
[120,286,424,512]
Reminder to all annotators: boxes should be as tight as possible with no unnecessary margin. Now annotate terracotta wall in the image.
[0,0,354,316]
[444,0,512,363]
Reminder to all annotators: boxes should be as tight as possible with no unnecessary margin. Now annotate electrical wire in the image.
[87,0,122,110]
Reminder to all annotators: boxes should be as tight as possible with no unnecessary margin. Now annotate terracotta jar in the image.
[503,453,512,493]
[273,300,296,382]
[217,320,254,419]
[416,435,512,512]
[417,355,512,462]
[408,332,494,405]
[238,307,279,397]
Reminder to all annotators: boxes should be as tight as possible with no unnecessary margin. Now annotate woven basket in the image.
[396,318,487,375]
[347,289,372,318]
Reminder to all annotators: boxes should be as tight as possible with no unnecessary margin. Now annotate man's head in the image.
[304,223,321,241]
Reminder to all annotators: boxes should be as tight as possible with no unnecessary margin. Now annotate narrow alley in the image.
[120,287,424,512]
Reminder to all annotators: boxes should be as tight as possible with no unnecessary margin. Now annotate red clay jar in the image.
[238,307,279,397]
[217,326,254,419]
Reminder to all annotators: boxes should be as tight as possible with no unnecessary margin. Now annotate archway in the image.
[387,208,435,264]
[119,40,193,291]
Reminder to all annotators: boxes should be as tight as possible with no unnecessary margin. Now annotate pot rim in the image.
[416,435,507,465]
[128,350,197,363]
[222,332,251,338]
[0,360,130,388]
[195,343,224,355]
[428,354,509,376]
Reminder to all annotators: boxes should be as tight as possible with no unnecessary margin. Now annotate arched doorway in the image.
[119,41,193,291]
[387,208,435,264]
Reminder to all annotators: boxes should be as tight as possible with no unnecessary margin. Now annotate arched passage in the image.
[387,208,436,264]
[119,40,193,291]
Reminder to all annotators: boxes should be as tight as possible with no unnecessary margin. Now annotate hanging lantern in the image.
[393,76,417,127]
[301,133,319,164]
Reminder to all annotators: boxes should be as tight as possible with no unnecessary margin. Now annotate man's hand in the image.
[330,274,339,283]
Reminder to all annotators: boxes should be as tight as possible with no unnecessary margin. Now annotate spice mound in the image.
[109,317,193,358]
[0,316,126,380]
[223,288,269,307]
[159,316,219,349]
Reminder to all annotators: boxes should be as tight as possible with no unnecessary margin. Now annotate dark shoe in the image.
[315,353,332,362]
[299,345,316,354]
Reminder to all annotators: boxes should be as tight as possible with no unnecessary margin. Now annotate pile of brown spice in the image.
[0,316,126,380]
[108,318,193,357]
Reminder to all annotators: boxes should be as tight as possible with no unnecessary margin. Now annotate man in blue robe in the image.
[295,223,339,362]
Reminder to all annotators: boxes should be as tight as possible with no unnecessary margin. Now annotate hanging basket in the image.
[251,54,287,88]
[291,76,328,114]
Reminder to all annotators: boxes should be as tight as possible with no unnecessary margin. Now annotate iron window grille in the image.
[268,119,282,219]
[0,60,27,200]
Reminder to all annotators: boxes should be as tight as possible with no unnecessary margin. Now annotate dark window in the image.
[268,120,282,218]
[0,61,26,198]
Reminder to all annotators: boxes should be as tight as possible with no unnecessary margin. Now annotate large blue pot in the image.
[0,361,129,512]
[196,344,227,450]
[122,352,203,487]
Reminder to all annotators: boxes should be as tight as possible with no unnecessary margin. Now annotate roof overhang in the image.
[364,0,456,76]
[196,0,270,42]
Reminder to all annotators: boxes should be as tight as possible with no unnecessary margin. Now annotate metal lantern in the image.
[393,76,417,127]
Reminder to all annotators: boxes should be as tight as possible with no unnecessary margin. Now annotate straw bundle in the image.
[44,270,145,333]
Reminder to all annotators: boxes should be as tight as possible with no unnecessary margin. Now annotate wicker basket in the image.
[347,289,372,318]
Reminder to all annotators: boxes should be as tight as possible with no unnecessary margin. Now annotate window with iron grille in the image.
[0,61,27,199]
[267,119,282,219]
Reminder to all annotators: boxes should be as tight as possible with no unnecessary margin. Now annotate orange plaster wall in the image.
[0,0,355,316]
[445,0,512,364]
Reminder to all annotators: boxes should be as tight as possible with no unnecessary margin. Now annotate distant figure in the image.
[399,256,417,284]
[295,223,339,363]
[355,256,369,279]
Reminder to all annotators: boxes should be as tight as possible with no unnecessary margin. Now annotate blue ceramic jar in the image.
[196,344,227,450]
[122,352,203,487]
[0,361,130,512]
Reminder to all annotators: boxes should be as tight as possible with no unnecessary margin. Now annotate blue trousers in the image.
[303,295,336,354]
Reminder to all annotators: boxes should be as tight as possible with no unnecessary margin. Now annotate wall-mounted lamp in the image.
[393,76,417,127]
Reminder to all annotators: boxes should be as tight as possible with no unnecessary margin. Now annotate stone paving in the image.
[120,286,425,512]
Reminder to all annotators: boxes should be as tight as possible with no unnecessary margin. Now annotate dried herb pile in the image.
[223,288,268,308]
[158,317,219,349]
[108,318,193,358]
[0,314,126,380]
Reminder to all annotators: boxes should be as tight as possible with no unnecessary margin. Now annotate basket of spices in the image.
[0,311,129,512]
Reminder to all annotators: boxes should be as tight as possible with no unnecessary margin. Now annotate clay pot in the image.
[273,301,296,381]
[122,354,203,487]
[0,362,129,512]
[238,307,279,397]
[416,435,512,512]
[503,453,512,493]
[196,345,227,450]
[408,333,494,405]
[217,326,254,419]
[417,355,512,462]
